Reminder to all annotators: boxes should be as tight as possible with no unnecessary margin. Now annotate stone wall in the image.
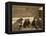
[12,5,41,18]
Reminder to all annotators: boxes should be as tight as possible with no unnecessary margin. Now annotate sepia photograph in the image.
[5,2,45,34]
[12,5,44,32]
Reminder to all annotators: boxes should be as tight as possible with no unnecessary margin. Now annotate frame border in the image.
[5,2,45,34]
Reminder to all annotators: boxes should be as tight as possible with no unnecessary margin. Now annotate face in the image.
[35,19,37,21]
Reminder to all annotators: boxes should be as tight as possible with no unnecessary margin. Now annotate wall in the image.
[12,5,40,17]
